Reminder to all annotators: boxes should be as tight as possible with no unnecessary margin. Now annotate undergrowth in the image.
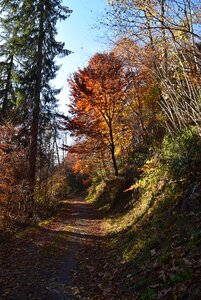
[88,128,201,299]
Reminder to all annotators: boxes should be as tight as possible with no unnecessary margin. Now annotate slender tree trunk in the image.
[161,0,168,75]
[1,55,13,117]
[29,0,44,204]
[109,123,119,177]
[144,10,158,72]
[186,0,198,72]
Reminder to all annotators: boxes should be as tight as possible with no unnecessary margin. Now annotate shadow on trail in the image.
[63,200,103,221]
[0,197,105,300]
[37,226,102,242]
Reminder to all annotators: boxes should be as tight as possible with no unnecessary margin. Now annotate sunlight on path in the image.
[0,197,105,299]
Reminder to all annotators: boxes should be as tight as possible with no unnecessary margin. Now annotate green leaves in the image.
[161,128,201,178]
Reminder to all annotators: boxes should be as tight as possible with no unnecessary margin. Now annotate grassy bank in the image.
[87,129,201,299]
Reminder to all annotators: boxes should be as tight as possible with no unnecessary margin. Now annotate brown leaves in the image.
[0,122,28,220]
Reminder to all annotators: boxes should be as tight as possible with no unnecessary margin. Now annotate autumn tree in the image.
[107,0,201,134]
[112,39,163,150]
[67,52,128,177]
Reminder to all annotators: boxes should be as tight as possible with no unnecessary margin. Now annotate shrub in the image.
[0,123,28,222]
[161,127,201,180]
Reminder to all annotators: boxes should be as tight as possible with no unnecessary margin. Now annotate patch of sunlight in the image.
[38,216,55,227]
[123,239,146,262]
[62,199,71,204]
[63,224,73,232]
[105,194,154,234]
[16,216,57,239]
[105,168,168,235]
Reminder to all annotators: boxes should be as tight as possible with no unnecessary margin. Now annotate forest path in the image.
[0,196,115,299]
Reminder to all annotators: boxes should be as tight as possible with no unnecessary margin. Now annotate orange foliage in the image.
[67,52,128,177]
[66,47,162,178]
[0,123,28,219]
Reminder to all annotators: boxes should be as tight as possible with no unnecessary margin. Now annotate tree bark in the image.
[1,55,13,118]
[28,0,44,204]
[109,123,119,177]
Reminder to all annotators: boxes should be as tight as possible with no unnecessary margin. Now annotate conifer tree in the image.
[25,0,72,202]
[0,0,72,204]
[0,0,20,120]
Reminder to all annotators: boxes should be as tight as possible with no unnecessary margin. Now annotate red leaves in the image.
[67,52,128,177]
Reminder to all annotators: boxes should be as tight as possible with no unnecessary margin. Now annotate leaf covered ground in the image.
[0,197,133,299]
[1,192,201,299]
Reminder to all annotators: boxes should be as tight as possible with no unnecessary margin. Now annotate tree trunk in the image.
[109,123,119,177]
[161,0,168,75]
[28,0,44,204]
[1,55,13,118]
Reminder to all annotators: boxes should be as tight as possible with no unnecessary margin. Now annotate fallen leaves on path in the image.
[0,197,133,299]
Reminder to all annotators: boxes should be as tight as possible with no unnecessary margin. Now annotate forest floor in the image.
[0,196,132,300]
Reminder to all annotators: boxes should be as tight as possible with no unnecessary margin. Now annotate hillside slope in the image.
[88,129,201,299]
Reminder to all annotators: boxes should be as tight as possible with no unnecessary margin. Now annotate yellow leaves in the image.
[142,157,156,168]
[114,145,121,156]
[124,181,144,192]
[124,158,157,192]
[173,29,187,41]
[138,0,156,13]
[140,166,155,172]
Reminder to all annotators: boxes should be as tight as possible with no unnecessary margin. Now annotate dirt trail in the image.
[0,197,108,300]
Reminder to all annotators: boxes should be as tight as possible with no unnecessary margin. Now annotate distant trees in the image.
[113,39,162,143]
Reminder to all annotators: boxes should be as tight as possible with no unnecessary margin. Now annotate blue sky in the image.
[55,0,109,112]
